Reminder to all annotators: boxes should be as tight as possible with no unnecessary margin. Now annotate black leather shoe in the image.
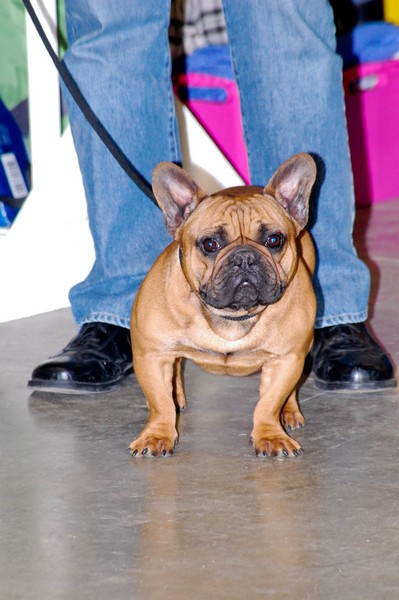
[28,322,133,393]
[312,323,396,391]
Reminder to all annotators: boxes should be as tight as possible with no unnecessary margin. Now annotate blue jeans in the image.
[63,0,370,330]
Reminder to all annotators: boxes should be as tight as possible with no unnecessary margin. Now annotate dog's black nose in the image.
[230,248,258,269]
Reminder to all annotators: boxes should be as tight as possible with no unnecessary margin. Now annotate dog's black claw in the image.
[282,449,289,457]
[142,448,148,456]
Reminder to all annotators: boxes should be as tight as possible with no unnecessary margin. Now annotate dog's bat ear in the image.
[152,162,208,236]
[263,153,317,231]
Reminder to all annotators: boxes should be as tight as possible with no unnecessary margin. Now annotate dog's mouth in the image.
[200,278,285,311]
[229,280,261,310]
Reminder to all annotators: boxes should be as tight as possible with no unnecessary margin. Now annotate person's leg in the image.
[222,0,395,389]
[64,0,177,328]
[29,0,178,392]
[223,0,368,324]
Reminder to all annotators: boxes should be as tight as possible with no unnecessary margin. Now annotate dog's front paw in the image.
[128,429,178,458]
[250,426,302,458]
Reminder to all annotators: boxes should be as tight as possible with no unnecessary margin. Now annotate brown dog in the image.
[129,153,317,458]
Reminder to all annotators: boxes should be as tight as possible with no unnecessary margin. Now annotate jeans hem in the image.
[315,310,368,329]
[77,313,131,330]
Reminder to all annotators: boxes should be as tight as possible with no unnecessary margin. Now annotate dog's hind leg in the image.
[173,357,187,411]
[280,391,305,432]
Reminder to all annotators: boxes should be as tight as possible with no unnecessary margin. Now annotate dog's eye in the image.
[202,238,221,253]
[265,233,284,250]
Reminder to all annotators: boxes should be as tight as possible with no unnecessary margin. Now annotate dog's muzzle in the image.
[199,246,286,311]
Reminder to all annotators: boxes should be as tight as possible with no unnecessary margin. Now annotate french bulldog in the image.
[129,153,317,458]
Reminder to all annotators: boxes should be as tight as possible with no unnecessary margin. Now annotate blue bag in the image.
[0,98,30,226]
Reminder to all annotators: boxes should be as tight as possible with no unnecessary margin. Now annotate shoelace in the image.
[66,323,115,351]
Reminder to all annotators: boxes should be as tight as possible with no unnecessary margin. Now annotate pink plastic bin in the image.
[344,60,399,207]
[174,72,250,183]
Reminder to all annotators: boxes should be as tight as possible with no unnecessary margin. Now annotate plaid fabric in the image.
[169,0,227,58]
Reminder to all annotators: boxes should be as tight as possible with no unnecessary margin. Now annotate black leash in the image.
[22,0,158,207]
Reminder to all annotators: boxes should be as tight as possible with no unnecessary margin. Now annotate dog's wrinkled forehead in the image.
[186,189,292,243]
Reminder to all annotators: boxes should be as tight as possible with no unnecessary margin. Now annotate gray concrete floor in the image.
[1,200,399,600]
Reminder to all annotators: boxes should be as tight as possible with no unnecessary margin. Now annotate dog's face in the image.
[152,153,316,315]
[178,191,297,312]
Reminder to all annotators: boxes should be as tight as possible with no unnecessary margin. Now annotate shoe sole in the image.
[28,367,133,395]
[313,376,397,392]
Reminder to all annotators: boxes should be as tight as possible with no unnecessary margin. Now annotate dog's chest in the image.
[175,330,271,376]
[192,348,267,376]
